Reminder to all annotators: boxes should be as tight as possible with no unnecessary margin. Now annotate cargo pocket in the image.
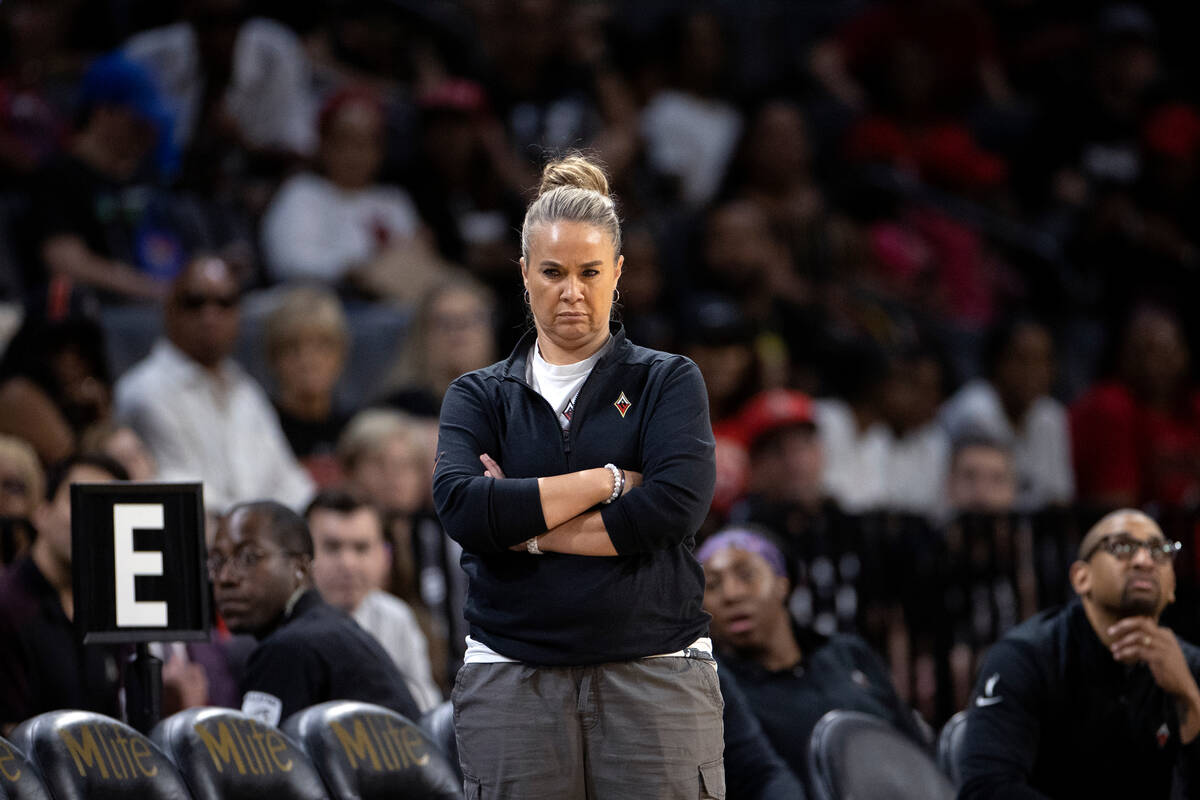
[696,661,724,711]
[699,758,726,799]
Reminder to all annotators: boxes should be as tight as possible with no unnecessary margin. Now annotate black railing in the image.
[772,507,1200,726]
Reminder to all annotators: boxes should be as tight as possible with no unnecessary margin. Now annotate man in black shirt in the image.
[209,500,420,726]
[960,509,1200,799]
[0,454,129,732]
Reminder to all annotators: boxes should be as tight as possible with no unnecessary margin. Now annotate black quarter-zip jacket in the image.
[432,324,717,666]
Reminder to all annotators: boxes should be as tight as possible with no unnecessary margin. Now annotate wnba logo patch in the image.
[613,392,632,417]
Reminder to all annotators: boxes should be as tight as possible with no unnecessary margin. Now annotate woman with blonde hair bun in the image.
[433,154,722,797]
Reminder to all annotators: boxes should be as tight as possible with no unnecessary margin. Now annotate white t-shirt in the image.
[527,339,608,429]
[260,172,422,283]
[640,89,743,208]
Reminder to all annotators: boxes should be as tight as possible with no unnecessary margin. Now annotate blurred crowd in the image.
[3,0,1200,757]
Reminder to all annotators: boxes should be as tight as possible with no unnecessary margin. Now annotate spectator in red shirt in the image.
[1071,305,1200,508]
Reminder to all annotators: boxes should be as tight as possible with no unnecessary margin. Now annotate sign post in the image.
[71,482,209,733]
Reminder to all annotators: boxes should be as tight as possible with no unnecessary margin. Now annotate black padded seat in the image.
[417,700,460,782]
[807,710,956,800]
[285,700,461,800]
[9,710,191,800]
[0,734,51,800]
[152,706,327,800]
[936,709,970,787]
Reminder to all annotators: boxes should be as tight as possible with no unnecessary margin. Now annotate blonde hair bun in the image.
[521,152,621,259]
[538,154,610,198]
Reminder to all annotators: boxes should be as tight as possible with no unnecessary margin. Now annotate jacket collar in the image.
[501,322,629,381]
[254,587,322,640]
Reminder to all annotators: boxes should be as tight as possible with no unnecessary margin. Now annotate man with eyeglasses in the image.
[959,509,1200,799]
[210,500,419,727]
[114,256,313,513]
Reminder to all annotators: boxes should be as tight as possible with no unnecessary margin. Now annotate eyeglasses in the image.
[206,548,293,579]
[1083,534,1182,564]
[178,292,239,312]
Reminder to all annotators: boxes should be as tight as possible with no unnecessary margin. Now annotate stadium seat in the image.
[0,734,52,800]
[418,700,460,782]
[9,710,191,800]
[284,700,462,800]
[152,707,326,800]
[806,710,956,800]
[936,709,969,787]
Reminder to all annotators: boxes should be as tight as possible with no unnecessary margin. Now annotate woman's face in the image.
[427,288,495,376]
[351,434,426,514]
[273,330,345,401]
[521,221,622,363]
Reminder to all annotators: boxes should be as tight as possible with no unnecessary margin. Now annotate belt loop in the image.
[577,670,592,715]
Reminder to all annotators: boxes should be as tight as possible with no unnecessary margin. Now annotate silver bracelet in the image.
[525,536,543,555]
[601,463,623,505]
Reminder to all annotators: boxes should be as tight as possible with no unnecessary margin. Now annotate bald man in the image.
[959,510,1200,799]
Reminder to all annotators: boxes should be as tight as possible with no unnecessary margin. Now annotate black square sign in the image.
[72,482,210,644]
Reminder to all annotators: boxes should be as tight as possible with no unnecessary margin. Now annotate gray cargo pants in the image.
[452,656,725,799]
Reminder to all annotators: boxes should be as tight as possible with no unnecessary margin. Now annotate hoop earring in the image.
[613,288,620,303]
[523,289,530,305]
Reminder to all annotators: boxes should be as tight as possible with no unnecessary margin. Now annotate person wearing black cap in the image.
[959,509,1200,799]
[699,525,927,783]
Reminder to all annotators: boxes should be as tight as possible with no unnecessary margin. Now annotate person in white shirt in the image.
[260,87,432,294]
[123,1,315,157]
[878,347,951,517]
[940,317,1073,512]
[639,10,743,208]
[817,342,949,518]
[114,256,313,513]
[305,489,442,713]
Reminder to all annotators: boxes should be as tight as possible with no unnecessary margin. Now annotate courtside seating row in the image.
[0,700,975,800]
[0,700,462,800]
